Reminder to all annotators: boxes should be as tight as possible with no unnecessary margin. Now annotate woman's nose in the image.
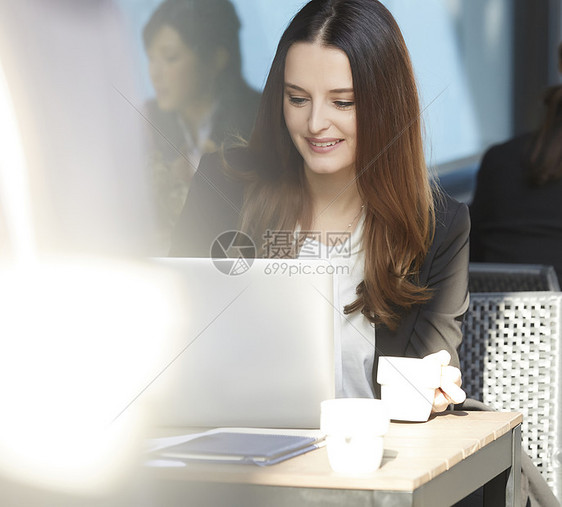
[308,103,330,134]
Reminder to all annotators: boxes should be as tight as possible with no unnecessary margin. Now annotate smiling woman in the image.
[171,0,469,413]
[282,42,360,241]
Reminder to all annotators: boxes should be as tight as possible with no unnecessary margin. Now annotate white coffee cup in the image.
[320,398,389,474]
[377,356,442,422]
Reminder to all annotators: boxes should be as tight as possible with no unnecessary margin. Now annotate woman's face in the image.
[283,42,357,180]
[147,25,201,112]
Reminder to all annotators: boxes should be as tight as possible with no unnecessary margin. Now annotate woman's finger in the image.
[423,349,451,367]
[440,382,466,404]
[432,388,450,413]
[440,366,466,404]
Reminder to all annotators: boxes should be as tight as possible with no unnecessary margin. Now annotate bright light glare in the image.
[0,258,187,494]
[0,38,189,497]
[0,60,35,261]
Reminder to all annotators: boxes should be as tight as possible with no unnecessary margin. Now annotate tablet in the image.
[159,431,322,465]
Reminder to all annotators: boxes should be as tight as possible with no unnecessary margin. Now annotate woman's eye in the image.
[288,96,307,106]
[334,101,355,109]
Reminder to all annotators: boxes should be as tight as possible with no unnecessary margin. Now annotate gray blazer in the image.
[170,148,470,398]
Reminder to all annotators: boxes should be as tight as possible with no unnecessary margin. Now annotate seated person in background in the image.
[470,42,562,285]
[171,0,468,411]
[143,0,260,253]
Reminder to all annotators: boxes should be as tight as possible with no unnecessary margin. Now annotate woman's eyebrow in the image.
[329,88,354,93]
[284,83,307,92]
[284,83,354,93]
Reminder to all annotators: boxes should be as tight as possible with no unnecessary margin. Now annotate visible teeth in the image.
[310,140,339,147]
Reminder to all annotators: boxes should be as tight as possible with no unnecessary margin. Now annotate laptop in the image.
[145,257,335,429]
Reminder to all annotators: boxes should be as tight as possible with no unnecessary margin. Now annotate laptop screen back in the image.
[147,257,335,428]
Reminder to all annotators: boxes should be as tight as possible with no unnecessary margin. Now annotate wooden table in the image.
[146,411,522,507]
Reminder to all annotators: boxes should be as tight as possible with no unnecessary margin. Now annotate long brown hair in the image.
[528,42,562,185]
[239,0,434,330]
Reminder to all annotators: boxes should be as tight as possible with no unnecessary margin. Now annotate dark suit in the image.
[470,133,562,285]
[145,81,261,167]
[171,148,470,398]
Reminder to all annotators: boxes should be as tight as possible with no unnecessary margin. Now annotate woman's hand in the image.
[423,350,466,413]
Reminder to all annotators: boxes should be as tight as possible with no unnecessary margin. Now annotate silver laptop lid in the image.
[147,257,335,429]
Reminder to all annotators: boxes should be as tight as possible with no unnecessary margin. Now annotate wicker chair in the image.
[468,263,560,293]
[460,292,562,501]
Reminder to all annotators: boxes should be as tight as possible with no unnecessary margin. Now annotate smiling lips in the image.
[306,137,344,153]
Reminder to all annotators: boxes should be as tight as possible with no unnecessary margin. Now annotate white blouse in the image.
[298,217,375,398]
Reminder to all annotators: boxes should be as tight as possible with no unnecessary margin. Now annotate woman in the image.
[470,42,562,286]
[171,0,469,412]
[143,0,260,252]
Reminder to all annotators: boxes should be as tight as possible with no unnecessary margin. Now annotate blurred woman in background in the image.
[143,0,260,253]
